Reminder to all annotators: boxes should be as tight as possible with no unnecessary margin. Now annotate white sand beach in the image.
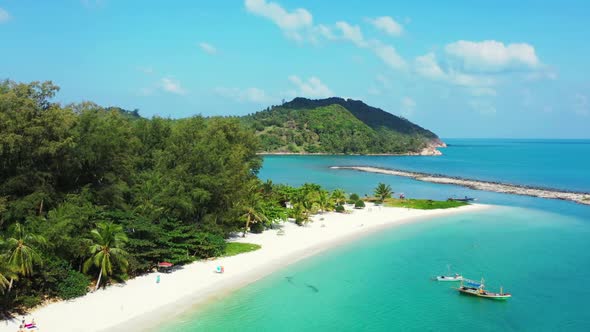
[0,203,489,332]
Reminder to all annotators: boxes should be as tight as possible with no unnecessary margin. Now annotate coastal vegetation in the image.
[242,97,441,154]
[0,80,454,315]
[374,183,393,202]
[0,80,262,313]
[381,198,467,210]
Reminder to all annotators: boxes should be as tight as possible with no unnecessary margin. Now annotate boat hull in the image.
[457,287,511,300]
[435,276,463,281]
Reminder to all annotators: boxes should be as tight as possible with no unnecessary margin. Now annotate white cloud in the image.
[335,21,367,47]
[215,87,271,104]
[316,24,336,40]
[415,53,446,80]
[574,94,589,116]
[372,42,407,70]
[199,42,217,55]
[245,0,312,41]
[369,16,403,37]
[414,52,495,88]
[445,40,540,72]
[245,1,408,71]
[0,8,11,23]
[288,75,333,98]
[333,21,406,71]
[161,78,186,95]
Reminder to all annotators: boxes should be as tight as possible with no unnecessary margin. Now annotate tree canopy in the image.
[0,79,263,312]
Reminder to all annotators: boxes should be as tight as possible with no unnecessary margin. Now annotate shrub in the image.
[192,232,227,258]
[287,143,300,153]
[17,295,42,309]
[354,200,365,209]
[349,193,360,201]
[335,205,345,213]
[57,270,90,300]
[250,222,265,234]
[295,215,306,226]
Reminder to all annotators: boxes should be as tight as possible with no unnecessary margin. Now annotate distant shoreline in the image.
[331,166,590,205]
[257,150,441,157]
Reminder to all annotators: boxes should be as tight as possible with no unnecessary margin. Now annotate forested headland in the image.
[241,97,444,154]
[0,80,380,314]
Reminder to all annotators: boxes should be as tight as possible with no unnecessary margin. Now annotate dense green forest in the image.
[0,80,373,314]
[242,97,442,154]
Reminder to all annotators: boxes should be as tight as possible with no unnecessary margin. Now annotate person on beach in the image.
[156,274,161,284]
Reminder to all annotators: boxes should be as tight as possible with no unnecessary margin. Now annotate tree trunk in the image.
[7,278,13,293]
[243,216,250,238]
[94,269,103,292]
[38,198,44,215]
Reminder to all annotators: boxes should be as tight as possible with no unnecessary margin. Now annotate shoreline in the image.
[0,204,488,332]
[256,146,444,157]
[331,166,590,205]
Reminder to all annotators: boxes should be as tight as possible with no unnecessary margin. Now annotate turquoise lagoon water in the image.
[159,139,590,331]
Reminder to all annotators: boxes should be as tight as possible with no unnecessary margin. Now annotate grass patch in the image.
[223,242,262,257]
[380,198,468,209]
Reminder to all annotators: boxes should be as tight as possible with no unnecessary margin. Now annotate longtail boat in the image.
[456,278,511,300]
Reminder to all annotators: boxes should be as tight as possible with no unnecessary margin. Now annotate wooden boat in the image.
[456,278,511,300]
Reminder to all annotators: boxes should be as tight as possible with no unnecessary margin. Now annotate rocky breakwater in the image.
[331,166,590,205]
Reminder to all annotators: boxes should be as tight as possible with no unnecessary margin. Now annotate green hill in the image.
[242,97,444,154]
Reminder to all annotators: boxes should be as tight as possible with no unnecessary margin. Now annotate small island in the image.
[241,97,445,156]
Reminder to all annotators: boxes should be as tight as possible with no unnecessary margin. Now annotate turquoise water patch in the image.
[158,207,590,331]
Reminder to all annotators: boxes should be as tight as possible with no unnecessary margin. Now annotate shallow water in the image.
[159,139,590,331]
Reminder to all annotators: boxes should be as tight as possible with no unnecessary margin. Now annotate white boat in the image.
[435,274,463,281]
[433,265,462,281]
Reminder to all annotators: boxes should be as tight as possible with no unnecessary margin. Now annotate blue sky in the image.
[1,0,589,138]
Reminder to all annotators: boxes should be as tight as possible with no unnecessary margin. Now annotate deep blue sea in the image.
[159,139,590,331]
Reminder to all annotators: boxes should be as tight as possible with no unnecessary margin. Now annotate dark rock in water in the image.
[285,276,296,285]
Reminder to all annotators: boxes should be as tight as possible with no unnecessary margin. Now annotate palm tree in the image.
[374,183,393,202]
[241,204,269,237]
[291,203,310,226]
[317,190,332,213]
[83,222,129,291]
[4,223,45,292]
[331,189,346,206]
[5,223,45,277]
[0,254,17,294]
[261,179,274,197]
